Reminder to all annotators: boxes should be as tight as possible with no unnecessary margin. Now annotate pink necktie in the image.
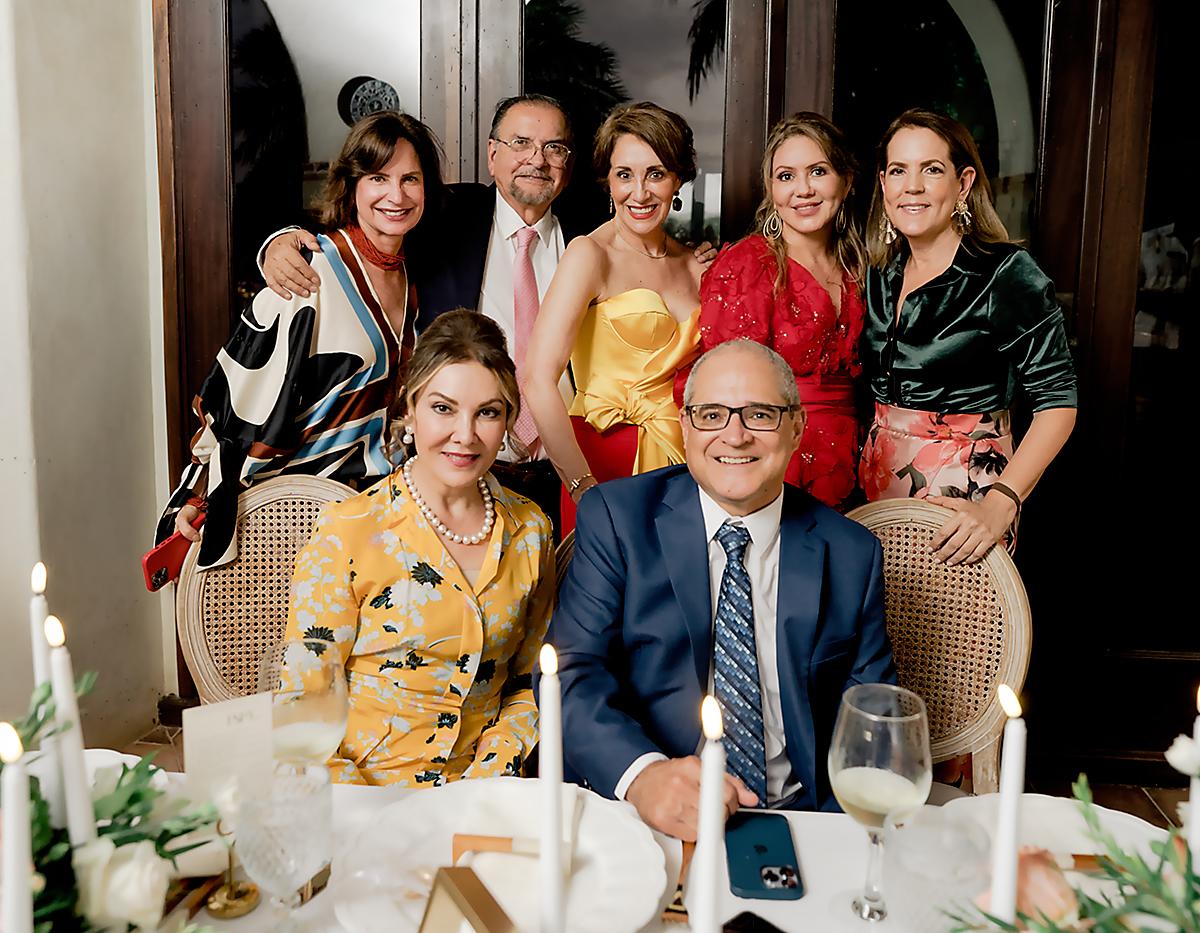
[511,226,540,452]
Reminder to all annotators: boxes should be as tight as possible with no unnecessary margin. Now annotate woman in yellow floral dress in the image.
[283,309,555,786]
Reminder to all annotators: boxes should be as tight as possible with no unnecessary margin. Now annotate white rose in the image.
[1165,735,1200,777]
[75,837,171,931]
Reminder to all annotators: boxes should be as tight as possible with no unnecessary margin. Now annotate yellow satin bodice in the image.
[567,288,701,474]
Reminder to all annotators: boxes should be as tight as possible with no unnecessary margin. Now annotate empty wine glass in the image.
[258,641,349,767]
[236,764,332,930]
[829,683,932,922]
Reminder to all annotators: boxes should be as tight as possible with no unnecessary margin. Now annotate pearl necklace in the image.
[402,457,494,545]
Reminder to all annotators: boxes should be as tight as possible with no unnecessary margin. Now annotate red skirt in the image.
[789,375,859,512]
[558,417,640,535]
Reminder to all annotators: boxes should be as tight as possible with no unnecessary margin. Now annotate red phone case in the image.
[141,512,206,592]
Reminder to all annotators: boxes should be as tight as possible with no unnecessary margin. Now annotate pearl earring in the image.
[401,427,414,446]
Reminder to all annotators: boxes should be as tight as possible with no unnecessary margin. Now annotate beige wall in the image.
[0,0,169,746]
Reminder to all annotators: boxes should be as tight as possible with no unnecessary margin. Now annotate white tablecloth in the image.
[196,783,1165,933]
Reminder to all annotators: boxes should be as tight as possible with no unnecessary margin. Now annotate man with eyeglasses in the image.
[254,95,709,531]
[545,339,895,838]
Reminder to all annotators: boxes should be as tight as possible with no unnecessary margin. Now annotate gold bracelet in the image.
[567,473,595,494]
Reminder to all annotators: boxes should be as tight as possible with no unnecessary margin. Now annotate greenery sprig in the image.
[3,675,216,932]
[949,775,1200,932]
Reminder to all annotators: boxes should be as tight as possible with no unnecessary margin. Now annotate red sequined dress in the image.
[678,234,865,510]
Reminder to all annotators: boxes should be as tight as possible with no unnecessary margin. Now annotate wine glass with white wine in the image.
[258,640,349,768]
[829,683,932,922]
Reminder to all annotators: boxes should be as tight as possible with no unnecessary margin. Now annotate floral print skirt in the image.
[858,403,1015,791]
[858,403,1013,504]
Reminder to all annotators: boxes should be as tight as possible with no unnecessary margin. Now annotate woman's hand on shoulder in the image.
[926,493,1017,564]
[264,229,322,300]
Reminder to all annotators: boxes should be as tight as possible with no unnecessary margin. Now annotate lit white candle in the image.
[2,722,34,933]
[44,616,96,848]
[29,565,65,828]
[1190,687,1200,864]
[538,644,563,933]
[29,563,49,686]
[692,695,726,933]
[991,684,1026,924]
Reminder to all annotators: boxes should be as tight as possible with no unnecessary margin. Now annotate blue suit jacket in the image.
[548,465,896,812]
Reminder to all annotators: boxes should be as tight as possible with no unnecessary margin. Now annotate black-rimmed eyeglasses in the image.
[491,136,573,167]
[684,403,801,432]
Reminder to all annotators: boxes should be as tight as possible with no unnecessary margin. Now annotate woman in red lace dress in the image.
[680,113,867,510]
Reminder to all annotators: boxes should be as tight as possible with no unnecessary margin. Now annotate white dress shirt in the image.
[479,191,572,462]
[614,485,802,804]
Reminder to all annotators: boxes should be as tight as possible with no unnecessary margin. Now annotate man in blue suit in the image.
[549,340,895,840]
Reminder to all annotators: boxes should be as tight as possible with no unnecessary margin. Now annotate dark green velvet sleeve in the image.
[990,250,1078,412]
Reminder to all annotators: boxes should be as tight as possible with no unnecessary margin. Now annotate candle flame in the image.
[44,615,65,648]
[0,722,23,763]
[998,684,1022,719]
[31,561,47,595]
[701,695,723,740]
[540,643,558,677]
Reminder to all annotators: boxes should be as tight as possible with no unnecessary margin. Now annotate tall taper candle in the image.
[29,564,65,828]
[2,722,34,933]
[1190,687,1200,864]
[692,696,726,933]
[990,684,1026,924]
[29,563,49,686]
[539,644,563,933]
[44,616,96,847]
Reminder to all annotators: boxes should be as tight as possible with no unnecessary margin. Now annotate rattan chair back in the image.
[846,499,1031,793]
[176,476,353,703]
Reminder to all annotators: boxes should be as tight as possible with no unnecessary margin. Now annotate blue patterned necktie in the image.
[713,520,768,805]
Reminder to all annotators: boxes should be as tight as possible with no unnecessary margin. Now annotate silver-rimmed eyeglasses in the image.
[491,136,572,167]
[684,403,801,431]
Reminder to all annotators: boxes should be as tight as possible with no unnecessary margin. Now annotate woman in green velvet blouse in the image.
[858,109,1077,565]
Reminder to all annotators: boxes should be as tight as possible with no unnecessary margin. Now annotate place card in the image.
[419,867,515,933]
[183,693,273,805]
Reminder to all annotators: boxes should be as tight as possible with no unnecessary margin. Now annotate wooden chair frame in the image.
[176,475,353,703]
[847,499,1032,793]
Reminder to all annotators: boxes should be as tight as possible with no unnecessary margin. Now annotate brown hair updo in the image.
[593,101,697,188]
[386,309,522,463]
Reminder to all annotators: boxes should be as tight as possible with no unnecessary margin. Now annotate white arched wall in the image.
[945,0,1037,238]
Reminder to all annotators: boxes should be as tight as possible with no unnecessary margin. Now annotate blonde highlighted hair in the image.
[386,309,524,463]
[866,108,1013,267]
[753,112,867,289]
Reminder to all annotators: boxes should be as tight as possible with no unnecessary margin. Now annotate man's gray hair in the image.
[682,339,801,409]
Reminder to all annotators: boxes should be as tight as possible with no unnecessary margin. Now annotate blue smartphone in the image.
[724,811,804,900]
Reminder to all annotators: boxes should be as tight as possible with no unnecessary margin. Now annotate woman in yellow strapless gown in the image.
[525,103,704,533]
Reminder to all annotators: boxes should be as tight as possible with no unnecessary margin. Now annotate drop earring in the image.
[608,195,614,215]
[763,209,783,240]
[401,426,414,446]
[952,198,973,234]
[672,194,683,211]
[880,214,897,245]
